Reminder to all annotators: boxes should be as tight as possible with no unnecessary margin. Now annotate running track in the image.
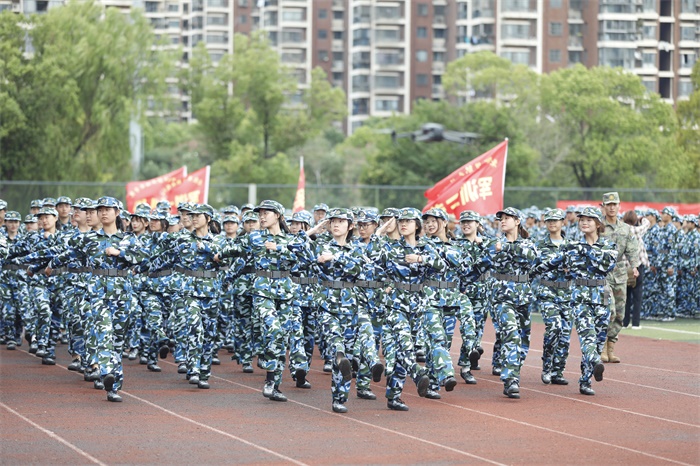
[1,322,699,465]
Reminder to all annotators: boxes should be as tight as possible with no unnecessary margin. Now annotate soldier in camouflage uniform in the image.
[646,206,679,322]
[534,207,618,395]
[377,208,436,411]
[641,210,660,319]
[486,207,539,399]
[534,208,572,385]
[676,215,699,318]
[1,211,26,349]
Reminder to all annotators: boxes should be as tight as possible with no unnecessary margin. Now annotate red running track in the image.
[1,321,699,465]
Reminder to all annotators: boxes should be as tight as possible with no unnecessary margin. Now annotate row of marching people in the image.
[0,196,620,411]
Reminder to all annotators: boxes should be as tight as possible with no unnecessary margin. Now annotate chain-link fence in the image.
[2,180,699,214]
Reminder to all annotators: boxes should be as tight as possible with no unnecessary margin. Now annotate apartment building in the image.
[2,0,697,129]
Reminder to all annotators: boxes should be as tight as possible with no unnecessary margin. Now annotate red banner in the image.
[423,140,508,216]
[292,157,305,213]
[126,167,187,213]
[169,166,211,212]
[557,200,700,216]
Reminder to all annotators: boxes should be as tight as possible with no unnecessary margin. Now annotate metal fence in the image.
[2,180,699,214]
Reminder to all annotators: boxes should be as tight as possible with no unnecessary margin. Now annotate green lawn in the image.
[531,314,700,344]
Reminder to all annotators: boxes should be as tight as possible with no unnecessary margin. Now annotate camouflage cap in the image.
[150,210,168,220]
[79,199,97,210]
[120,211,132,221]
[544,208,566,221]
[24,214,37,223]
[156,200,172,212]
[0,199,6,210]
[422,207,448,222]
[254,200,285,215]
[688,215,699,226]
[167,215,180,226]
[5,211,21,221]
[131,206,152,220]
[578,206,603,222]
[356,209,379,224]
[327,207,354,221]
[398,207,423,222]
[221,205,240,216]
[459,210,480,222]
[380,207,400,219]
[195,203,215,218]
[240,203,255,212]
[30,199,42,209]
[38,207,58,217]
[291,210,313,225]
[565,205,576,213]
[241,211,259,223]
[602,192,620,205]
[496,207,524,222]
[222,214,240,224]
[313,203,330,212]
[42,197,57,207]
[56,196,72,206]
[73,197,93,209]
[96,196,121,209]
[661,206,677,216]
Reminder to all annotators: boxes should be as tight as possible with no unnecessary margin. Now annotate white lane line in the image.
[208,373,506,466]
[0,402,108,466]
[638,326,700,336]
[475,377,700,429]
[120,391,309,466]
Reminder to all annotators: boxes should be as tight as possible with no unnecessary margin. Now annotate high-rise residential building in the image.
[2,0,698,130]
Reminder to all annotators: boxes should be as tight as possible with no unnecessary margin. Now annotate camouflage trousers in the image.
[286,304,310,377]
[606,281,627,342]
[32,283,62,358]
[216,288,234,354]
[63,283,87,360]
[170,294,190,365]
[232,294,258,365]
[320,309,356,403]
[572,302,607,386]
[140,290,171,365]
[126,295,143,352]
[0,273,25,343]
[254,296,293,388]
[675,269,697,317]
[642,269,677,319]
[492,300,531,385]
[182,295,218,382]
[88,295,131,392]
[539,300,572,378]
[384,307,427,401]
[454,300,479,370]
[353,308,382,393]
[423,306,455,391]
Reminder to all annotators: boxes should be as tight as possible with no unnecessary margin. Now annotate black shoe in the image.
[6,341,17,350]
[444,376,457,392]
[371,362,384,383]
[387,398,409,411]
[425,389,442,399]
[469,349,481,371]
[551,376,569,385]
[296,380,311,389]
[93,380,104,390]
[579,384,595,396]
[242,364,254,373]
[198,380,210,389]
[357,389,376,400]
[337,356,352,382]
[42,356,56,365]
[295,369,307,388]
[504,381,520,399]
[29,342,38,354]
[67,359,81,371]
[492,367,501,376]
[147,364,162,372]
[269,388,287,402]
[332,401,348,413]
[103,374,115,392]
[36,346,47,358]
[188,375,200,385]
[460,370,477,385]
[593,363,605,382]
[159,345,169,360]
[323,361,332,373]
[212,356,220,365]
[541,371,552,385]
[477,346,484,355]
[84,369,99,382]
[177,363,187,374]
[416,375,430,397]
[60,335,68,345]
[263,381,274,398]
[128,348,138,360]
[107,391,122,402]
[139,356,148,365]
[416,350,426,363]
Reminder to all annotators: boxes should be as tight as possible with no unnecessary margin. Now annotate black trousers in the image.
[624,264,645,327]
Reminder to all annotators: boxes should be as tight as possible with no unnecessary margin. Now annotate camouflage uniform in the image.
[645,208,679,321]
[0,212,26,347]
[676,216,699,317]
[641,213,661,319]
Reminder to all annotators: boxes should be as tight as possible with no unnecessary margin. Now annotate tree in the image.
[675,62,700,194]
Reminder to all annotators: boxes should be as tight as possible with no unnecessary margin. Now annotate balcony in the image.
[501,0,538,15]
[568,36,584,48]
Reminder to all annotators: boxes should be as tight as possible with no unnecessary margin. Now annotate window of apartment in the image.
[281,50,305,64]
[376,5,400,20]
[568,50,582,64]
[642,52,656,68]
[681,52,697,68]
[550,0,562,7]
[375,74,400,88]
[168,19,180,28]
[417,3,428,16]
[333,51,344,61]
[376,28,400,42]
[318,29,328,39]
[206,33,228,44]
[352,51,370,69]
[353,28,370,46]
[170,36,180,45]
[598,47,635,68]
[502,23,531,39]
[145,1,159,12]
[433,51,444,62]
[416,74,429,86]
[549,22,563,36]
[167,2,179,12]
[376,98,399,112]
[319,8,327,19]
[642,25,657,40]
[678,80,693,97]
[332,72,344,85]
[209,52,224,62]
[680,26,696,41]
[281,29,304,43]
[416,50,428,62]
[549,49,561,63]
[333,10,343,20]
[352,98,369,115]
[376,50,403,65]
[501,50,530,65]
[417,27,428,38]
[237,0,247,6]
[642,80,656,93]
[282,8,305,22]
[318,50,329,62]
[333,31,343,40]
[239,15,247,24]
[434,28,446,39]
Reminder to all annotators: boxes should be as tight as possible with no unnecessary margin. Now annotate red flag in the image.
[292,157,305,213]
[126,167,187,213]
[169,166,211,212]
[423,140,508,216]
